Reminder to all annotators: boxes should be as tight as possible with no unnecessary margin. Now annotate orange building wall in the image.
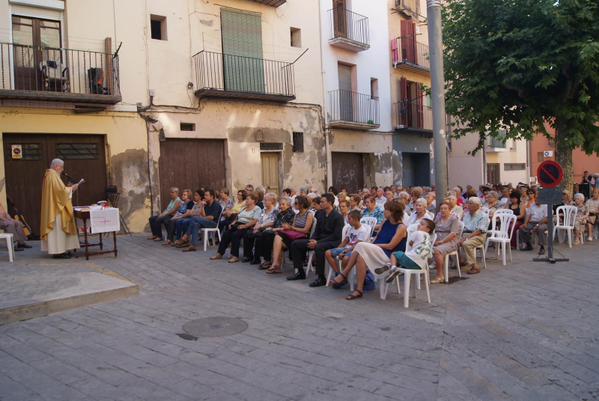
[529,130,599,184]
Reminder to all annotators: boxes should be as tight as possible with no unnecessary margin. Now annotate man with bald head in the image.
[40,158,80,258]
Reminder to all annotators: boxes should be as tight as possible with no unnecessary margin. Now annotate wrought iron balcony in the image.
[393,100,432,133]
[328,8,370,52]
[192,50,295,102]
[328,90,380,130]
[392,36,430,72]
[394,0,426,21]
[0,43,121,104]
[249,0,286,6]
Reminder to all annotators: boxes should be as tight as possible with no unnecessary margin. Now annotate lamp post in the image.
[427,0,448,207]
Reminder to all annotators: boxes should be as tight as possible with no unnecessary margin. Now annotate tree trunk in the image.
[555,118,574,193]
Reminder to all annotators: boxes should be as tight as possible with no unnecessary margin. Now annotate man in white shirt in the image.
[518,196,548,254]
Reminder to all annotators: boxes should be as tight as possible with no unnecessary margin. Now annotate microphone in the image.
[62,171,80,185]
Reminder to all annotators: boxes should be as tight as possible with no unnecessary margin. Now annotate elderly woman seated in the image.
[265,195,314,274]
[431,202,461,283]
[406,197,434,230]
[243,192,278,264]
[0,203,30,250]
[211,192,262,263]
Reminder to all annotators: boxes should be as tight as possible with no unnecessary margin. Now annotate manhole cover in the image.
[182,317,248,338]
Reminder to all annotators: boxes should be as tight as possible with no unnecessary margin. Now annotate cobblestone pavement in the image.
[1,235,598,401]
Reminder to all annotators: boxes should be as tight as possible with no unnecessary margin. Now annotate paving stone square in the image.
[0,235,598,401]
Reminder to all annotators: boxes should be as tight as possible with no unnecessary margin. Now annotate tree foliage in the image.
[443,0,599,156]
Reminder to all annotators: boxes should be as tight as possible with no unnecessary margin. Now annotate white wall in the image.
[319,0,392,132]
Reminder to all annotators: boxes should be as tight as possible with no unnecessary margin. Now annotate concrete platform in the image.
[0,247,138,325]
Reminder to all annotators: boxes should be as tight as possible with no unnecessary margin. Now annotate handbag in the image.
[278,229,307,241]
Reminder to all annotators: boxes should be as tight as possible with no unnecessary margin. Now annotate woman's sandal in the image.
[331,273,347,289]
[345,289,363,301]
[266,266,282,274]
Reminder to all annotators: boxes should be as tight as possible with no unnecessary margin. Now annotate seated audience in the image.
[362,195,385,231]
[459,197,489,275]
[518,193,548,254]
[339,199,350,224]
[585,188,599,241]
[407,198,434,228]
[211,193,261,263]
[330,201,408,300]
[382,218,436,284]
[180,189,223,252]
[288,193,344,287]
[254,197,295,269]
[0,203,30,250]
[266,195,314,274]
[431,202,461,283]
[573,193,588,245]
[243,192,278,263]
[148,187,182,241]
[325,210,371,280]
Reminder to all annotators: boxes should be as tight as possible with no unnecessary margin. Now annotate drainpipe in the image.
[318,0,333,190]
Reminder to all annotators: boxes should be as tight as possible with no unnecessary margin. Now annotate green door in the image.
[221,9,265,93]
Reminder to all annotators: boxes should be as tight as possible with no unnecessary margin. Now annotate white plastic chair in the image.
[304,217,319,276]
[381,232,436,308]
[202,209,224,252]
[360,216,378,236]
[553,205,577,248]
[484,213,517,266]
[0,232,15,263]
[442,221,464,283]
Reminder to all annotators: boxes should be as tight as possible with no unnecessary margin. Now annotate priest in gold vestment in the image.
[40,159,80,258]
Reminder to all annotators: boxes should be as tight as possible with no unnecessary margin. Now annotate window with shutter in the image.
[221,9,265,93]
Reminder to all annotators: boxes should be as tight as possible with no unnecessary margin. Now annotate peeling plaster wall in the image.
[329,129,395,187]
[0,109,150,232]
[146,101,327,201]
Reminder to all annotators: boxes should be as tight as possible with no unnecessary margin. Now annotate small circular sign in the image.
[537,160,564,189]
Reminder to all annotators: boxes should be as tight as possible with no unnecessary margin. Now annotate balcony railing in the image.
[394,0,425,20]
[393,100,432,132]
[392,36,430,71]
[249,0,286,6]
[0,42,121,104]
[328,90,380,129]
[192,50,295,102]
[328,8,370,51]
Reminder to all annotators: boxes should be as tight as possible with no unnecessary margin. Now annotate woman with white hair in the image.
[242,192,277,263]
[407,198,434,229]
[573,193,588,245]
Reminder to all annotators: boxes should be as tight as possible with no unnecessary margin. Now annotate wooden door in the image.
[400,20,417,64]
[159,139,226,209]
[487,163,501,185]
[332,152,364,193]
[333,0,348,38]
[221,9,264,93]
[338,63,354,121]
[11,16,61,91]
[3,134,107,237]
[261,152,281,194]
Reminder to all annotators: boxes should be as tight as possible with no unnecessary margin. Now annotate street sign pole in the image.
[533,161,569,264]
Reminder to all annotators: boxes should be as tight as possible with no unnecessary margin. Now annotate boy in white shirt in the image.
[325,210,371,279]
[379,218,435,283]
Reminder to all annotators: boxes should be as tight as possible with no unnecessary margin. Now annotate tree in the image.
[442,0,599,189]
